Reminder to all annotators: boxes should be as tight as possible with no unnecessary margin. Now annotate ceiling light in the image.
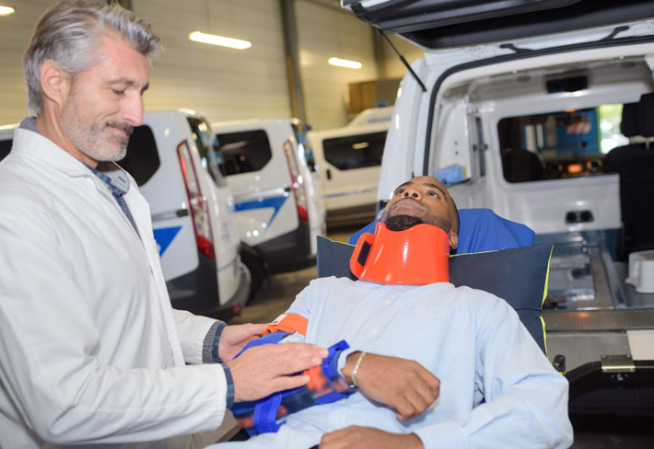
[328,57,362,69]
[0,6,15,16]
[189,31,251,50]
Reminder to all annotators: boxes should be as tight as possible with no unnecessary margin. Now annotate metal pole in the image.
[280,0,307,124]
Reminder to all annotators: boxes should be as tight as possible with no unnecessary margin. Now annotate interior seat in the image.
[617,92,654,259]
[604,101,643,173]
[501,148,546,183]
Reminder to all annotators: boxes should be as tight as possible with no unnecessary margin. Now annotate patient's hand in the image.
[342,352,440,421]
[319,426,423,449]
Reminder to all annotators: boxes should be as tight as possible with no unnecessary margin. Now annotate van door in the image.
[311,124,388,225]
[212,122,316,273]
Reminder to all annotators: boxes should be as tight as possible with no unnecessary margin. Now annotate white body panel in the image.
[211,119,326,265]
[141,111,242,307]
[309,118,389,221]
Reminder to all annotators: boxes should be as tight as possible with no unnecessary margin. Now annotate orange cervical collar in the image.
[350,222,450,285]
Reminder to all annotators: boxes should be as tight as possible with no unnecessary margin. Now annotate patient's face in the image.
[382,176,458,249]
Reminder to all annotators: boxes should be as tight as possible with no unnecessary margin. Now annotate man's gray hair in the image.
[23,0,161,115]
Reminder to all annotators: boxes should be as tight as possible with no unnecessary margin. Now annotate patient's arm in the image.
[341,352,440,421]
[320,426,423,449]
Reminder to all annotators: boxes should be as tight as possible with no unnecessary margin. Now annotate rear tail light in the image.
[177,141,215,259]
[282,139,309,222]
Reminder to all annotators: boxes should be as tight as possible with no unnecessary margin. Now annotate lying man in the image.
[217,176,573,449]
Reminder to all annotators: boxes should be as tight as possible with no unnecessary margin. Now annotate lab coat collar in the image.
[13,119,127,184]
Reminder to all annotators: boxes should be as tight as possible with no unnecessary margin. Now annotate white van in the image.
[344,0,654,414]
[309,107,391,226]
[210,119,326,283]
[0,110,250,319]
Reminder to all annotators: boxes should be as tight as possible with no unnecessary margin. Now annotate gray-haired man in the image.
[0,1,326,447]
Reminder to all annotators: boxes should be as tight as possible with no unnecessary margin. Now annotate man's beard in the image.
[60,97,132,162]
[384,214,452,233]
[384,215,424,231]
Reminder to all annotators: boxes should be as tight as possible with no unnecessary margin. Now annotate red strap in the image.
[263,313,308,336]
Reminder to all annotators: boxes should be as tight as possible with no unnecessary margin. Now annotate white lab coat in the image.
[0,127,228,448]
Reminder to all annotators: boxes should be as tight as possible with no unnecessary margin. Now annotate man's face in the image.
[381,176,458,249]
[59,34,149,164]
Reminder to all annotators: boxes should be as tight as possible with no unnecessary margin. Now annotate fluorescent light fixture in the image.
[328,57,362,69]
[189,31,251,50]
[0,6,15,15]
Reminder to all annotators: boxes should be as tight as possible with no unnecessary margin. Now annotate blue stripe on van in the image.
[153,226,182,256]
[235,196,288,226]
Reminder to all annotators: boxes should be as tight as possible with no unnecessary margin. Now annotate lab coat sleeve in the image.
[173,308,218,364]
[412,299,574,449]
[0,199,227,444]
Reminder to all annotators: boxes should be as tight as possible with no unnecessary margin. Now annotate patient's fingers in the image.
[228,343,328,402]
[396,388,429,421]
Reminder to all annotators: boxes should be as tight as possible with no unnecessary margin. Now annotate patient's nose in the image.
[403,187,420,198]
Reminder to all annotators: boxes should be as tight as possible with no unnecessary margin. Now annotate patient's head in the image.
[381,176,459,249]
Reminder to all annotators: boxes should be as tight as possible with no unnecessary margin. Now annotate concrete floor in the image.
[226,226,654,448]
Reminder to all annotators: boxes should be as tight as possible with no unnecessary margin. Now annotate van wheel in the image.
[240,248,266,304]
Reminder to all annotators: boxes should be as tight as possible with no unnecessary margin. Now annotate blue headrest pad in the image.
[348,209,535,254]
[317,237,552,354]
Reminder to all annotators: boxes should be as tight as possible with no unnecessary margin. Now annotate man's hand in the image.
[342,352,440,421]
[218,323,268,361]
[227,343,328,402]
[320,426,423,449]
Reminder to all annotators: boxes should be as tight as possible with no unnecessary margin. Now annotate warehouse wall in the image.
[133,0,291,124]
[0,0,415,129]
[294,0,378,129]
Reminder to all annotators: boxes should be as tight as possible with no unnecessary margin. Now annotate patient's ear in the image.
[449,232,458,250]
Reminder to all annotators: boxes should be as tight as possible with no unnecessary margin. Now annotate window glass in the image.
[293,123,316,172]
[497,104,628,183]
[322,131,386,170]
[0,138,12,162]
[187,117,228,187]
[212,130,273,176]
[120,125,161,186]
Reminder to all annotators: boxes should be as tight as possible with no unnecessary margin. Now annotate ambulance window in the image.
[292,123,316,172]
[0,138,12,162]
[187,117,228,188]
[497,105,626,183]
[322,131,386,170]
[213,130,272,176]
[120,125,160,186]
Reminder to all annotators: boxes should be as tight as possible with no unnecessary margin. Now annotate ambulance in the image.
[344,0,654,414]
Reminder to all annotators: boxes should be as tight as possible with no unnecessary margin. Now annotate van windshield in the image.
[497,103,632,183]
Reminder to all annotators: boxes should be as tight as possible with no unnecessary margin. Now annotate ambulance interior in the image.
[432,53,654,413]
